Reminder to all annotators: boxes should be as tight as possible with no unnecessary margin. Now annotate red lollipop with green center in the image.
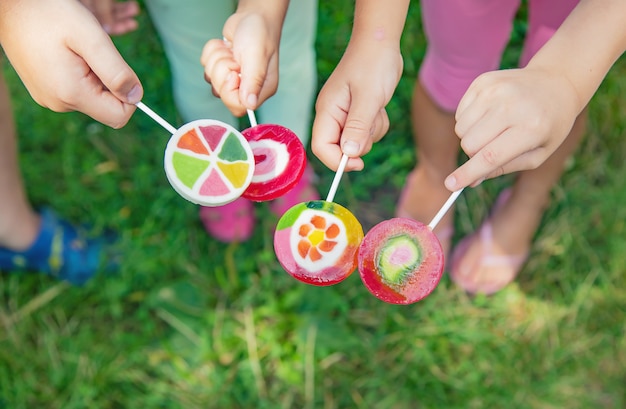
[274,200,364,286]
[358,218,444,304]
[242,124,306,201]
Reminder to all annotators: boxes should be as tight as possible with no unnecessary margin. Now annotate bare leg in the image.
[397,80,460,253]
[0,69,40,251]
[452,108,587,291]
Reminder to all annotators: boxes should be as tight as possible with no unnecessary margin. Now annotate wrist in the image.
[235,0,289,26]
[232,1,288,43]
[525,61,584,115]
[350,0,409,46]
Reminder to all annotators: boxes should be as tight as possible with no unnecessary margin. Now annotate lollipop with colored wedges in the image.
[136,102,307,207]
[241,110,307,201]
[274,154,364,285]
[136,102,255,206]
[164,119,255,206]
[357,189,463,304]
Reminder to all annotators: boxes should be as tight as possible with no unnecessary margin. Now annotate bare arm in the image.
[311,0,410,171]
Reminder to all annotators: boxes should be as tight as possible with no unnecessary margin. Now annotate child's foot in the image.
[199,197,256,243]
[0,208,117,286]
[396,167,455,261]
[449,188,539,294]
[269,164,320,216]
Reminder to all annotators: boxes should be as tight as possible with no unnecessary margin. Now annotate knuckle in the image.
[53,87,78,109]
[108,66,135,94]
[526,154,543,170]
[460,138,478,157]
[311,142,322,157]
[344,118,370,135]
[478,147,499,167]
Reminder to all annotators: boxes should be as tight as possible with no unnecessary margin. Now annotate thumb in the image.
[72,24,143,105]
[67,22,143,128]
[238,46,272,110]
[340,94,383,158]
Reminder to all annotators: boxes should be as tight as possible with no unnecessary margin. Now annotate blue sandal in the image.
[0,209,118,285]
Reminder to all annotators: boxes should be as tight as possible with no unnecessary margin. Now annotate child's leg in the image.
[0,69,40,251]
[143,0,237,125]
[450,0,584,292]
[398,0,520,252]
[0,69,113,285]
[145,0,253,242]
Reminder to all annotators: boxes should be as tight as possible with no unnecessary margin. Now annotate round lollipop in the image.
[163,119,254,206]
[358,218,444,304]
[241,123,306,201]
[274,200,364,286]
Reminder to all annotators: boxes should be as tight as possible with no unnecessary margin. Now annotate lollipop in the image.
[274,200,363,285]
[358,218,444,304]
[357,189,463,304]
[135,103,308,205]
[241,123,306,201]
[274,155,364,285]
[163,119,254,206]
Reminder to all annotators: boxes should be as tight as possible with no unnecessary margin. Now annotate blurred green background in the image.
[1,1,625,408]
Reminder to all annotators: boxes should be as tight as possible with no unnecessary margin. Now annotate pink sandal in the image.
[269,164,320,216]
[199,197,255,243]
[449,189,529,295]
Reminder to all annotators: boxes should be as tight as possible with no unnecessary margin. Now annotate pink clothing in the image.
[419,0,580,111]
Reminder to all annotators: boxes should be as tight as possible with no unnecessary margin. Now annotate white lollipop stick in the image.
[135,102,178,135]
[326,154,349,203]
[427,188,464,230]
[247,109,258,127]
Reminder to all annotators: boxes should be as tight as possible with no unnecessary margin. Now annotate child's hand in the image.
[0,0,143,128]
[311,40,403,171]
[79,0,140,35]
[201,11,282,117]
[445,67,580,190]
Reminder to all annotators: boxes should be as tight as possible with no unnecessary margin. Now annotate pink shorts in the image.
[419,0,580,111]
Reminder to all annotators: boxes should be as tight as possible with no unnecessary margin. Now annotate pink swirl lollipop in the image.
[241,123,306,201]
[358,218,444,304]
[357,189,463,304]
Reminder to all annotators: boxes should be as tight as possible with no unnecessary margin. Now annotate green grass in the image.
[1,2,625,408]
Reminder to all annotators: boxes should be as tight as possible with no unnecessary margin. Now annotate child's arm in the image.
[311,0,410,171]
[446,0,626,191]
[200,0,290,117]
[0,0,143,128]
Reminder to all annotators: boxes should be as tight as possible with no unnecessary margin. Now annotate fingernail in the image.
[246,93,258,109]
[342,140,360,156]
[127,85,142,104]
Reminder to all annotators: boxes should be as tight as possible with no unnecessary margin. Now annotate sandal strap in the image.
[0,208,116,285]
